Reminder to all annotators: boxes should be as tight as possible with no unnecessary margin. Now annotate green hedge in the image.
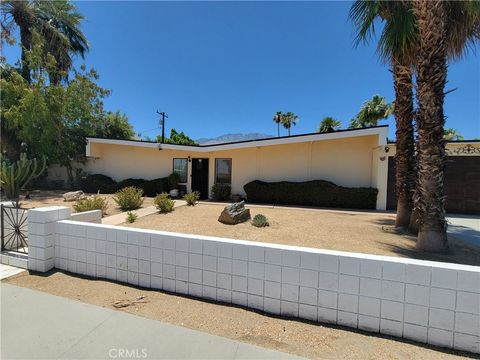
[80,174,169,196]
[243,180,378,210]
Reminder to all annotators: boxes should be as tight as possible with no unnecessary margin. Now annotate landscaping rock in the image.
[218,201,251,225]
[63,190,86,202]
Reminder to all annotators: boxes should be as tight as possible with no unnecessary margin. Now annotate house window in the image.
[173,158,188,183]
[215,158,232,184]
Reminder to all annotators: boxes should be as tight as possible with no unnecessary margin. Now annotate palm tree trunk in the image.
[277,123,280,137]
[11,2,34,83]
[392,61,415,229]
[413,0,448,252]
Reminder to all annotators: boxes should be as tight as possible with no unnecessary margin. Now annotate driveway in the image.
[447,214,480,248]
[1,283,301,360]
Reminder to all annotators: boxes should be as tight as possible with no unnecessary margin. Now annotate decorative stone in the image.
[63,190,85,202]
[218,201,251,225]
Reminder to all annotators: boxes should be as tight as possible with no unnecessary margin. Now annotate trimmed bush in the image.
[73,196,109,215]
[80,174,117,193]
[252,214,269,227]
[154,193,175,213]
[244,180,378,210]
[142,177,169,197]
[211,183,231,201]
[114,186,144,210]
[184,191,200,206]
[117,178,147,190]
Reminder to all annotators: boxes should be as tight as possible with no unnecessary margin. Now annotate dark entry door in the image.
[191,158,209,200]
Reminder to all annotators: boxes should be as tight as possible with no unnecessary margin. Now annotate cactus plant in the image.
[0,153,47,200]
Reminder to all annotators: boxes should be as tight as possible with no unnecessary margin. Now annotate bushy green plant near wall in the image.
[184,191,200,206]
[114,186,144,211]
[154,193,175,213]
[80,174,117,193]
[80,174,169,196]
[73,196,108,215]
[211,183,231,201]
[244,180,378,210]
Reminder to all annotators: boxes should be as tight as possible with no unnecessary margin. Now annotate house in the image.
[46,125,480,213]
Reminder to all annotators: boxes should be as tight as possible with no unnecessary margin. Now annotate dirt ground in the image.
[124,203,480,266]
[3,271,471,360]
[16,189,155,216]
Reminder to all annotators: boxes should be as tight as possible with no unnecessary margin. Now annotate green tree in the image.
[272,111,283,137]
[1,0,88,83]
[159,128,197,146]
[282,112,299,136]
[355,95,393,128]
[98,111,134,140]
[317,117,341,133]
[444,128,464,141]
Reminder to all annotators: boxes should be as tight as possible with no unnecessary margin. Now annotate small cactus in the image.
[252,214,269,227]
[0,153,47,200]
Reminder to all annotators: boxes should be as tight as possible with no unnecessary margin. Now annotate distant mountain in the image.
[196,133,274,145]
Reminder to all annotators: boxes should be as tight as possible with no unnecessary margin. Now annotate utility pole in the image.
[156,110,168,143]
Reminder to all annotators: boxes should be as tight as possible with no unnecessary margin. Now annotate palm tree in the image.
[272,111,283,137]
[1,0,89,83]
[318,117,341,133]
[282,112,298,136]
[444,128,464,141]
[356,95,393,127]
[350,1,416,229]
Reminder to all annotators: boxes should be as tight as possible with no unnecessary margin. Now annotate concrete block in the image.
[358,296,380,317]
[281,284,299,302]
[96,265,106,278]
[380,319,403,337]
[116,256,127,270]
[116,229,128,244]
[382,261,406,282]
[217,273,231,290]
[189,268,202,284]
[218,243,233,259]
[318,307,337,324]
[188,283,202,297]
[139,273,150,288]
[429,308,454,331]
[319,254,339,273]
[360,259,382,279]
[282,250,300,268]
[76,237,86,250]
[217,289,232,304]
[117,270,127,283]
[202,270,216,286]
[265,248,282,265]
[264,298,281,315]
[299,286,317,306]
[360,278,381,298]
[431,267,457,290]
[218,257,232,274]
[318,289,338,309]
[318,272,339,291]
[299,269,318,288]
[264,281,281,299]
[299,304,318,321]
[202,255,217,272]
[232,291,247,306]
[67,260,77,273]
[203,241,217,256]
[248,246,264,263]
[95,240,106,253]
[247,278,263,296]
[381,300,403,322]
[176,266,188,281]
[300,252,320,270]
[403,323,428,343]
[454,332,480,353]
[175,252,188,267]
[126,244,139,259]
[232,244,248,260]
[338,311,358,328]
[381,280,405,301]
[405,284,429,306]
[247,294,263,310]
[189,253,202,269]
[339,256,360,276]
[163,250,175,265]
[189,238,203,254]
[232,275,247,292]
[428,328,453,348]
[202,285,216,300]
[105,241,116,255]
[338,293,358,313]
[162,237,175,250]
[163,264,175,279]
[406,264,431,286]
[86,252,96,265]
[265,264,281,282]
[248,262,264,279]
[404,303,428,326]
[106,267,116,281]
[163,279,175,292]
[429,287,456,310]
[96,253,106,267]
[456,291,480,315]
[150,248,163,263]
[454,312,479,336]
[106,255,116,269]
[457,270,480,293]
[358,315,379,332]
[151,275,163,290]
[281,301,298,317]
[175,237,189,252]
[282,267,300,285]
[128,271,139,286]
[339,275,359,295]
[175,280,188,294]
[139,246,150,261]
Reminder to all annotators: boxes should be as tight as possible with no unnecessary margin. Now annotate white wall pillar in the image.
[28,206,71,272]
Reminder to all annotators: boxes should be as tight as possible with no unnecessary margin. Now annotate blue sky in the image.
[3,1,479,140]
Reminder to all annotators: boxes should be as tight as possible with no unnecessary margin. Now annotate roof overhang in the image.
[86,126,388,155]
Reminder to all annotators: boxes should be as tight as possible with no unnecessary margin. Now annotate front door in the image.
[191,158,209,200]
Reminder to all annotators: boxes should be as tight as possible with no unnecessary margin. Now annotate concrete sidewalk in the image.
[1,283,301,359]
[447,214,480,248]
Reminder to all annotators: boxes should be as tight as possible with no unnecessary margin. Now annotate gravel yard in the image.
[124,203,480,266]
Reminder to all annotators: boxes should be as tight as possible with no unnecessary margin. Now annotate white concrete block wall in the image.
[29,207,480,354]
[70,210,102,223]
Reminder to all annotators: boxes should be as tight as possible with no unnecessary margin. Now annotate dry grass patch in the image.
[124,203,479,266]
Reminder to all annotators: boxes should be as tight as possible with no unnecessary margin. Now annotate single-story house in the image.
[46,125,480,213]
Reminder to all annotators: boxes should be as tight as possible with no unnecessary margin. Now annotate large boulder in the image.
[63,190,86,202]
[218,201,251,225]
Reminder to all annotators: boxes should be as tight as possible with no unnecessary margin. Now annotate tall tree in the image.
[356,95,393,127]
[272,111,283,137]
[99,111,135,140]
[282,111,299,136]
[1,0,88,83]
[318,117,341,133]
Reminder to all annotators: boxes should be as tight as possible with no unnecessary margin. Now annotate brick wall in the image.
[28,207,480,354]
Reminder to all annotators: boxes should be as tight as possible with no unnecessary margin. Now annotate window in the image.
[173,158,188,183]
[215,158,232,184]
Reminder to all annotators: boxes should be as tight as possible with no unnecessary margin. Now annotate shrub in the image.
[126,211,138,223]
[184,191,200,206]
[117,178,147,190]
[80,174,117,194]
[142,177,169,197]
[114,186,144,210]
[244,180,378,210]
[154,193,175,213]
[73,196,109,215]
[252,214,269,227]
[211,183,231,201]
[168,173,180,189]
